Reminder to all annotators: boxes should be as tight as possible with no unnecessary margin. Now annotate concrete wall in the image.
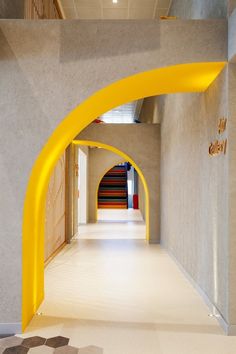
[229,8,236,62]
[0,19,227,331]
[88,148,125,222]
[77,124,160,243]
[169,0,227,18]
[0,0,24,19]
[160,68,230,327]
[228,63,236,327]
[228,12,236,328]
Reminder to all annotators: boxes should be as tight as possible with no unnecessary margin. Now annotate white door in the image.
[78,148,87,224]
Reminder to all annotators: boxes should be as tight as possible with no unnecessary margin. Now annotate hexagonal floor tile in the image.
[22,337,46,348]
[3,345,29,353]
[54,345,78,353]
[78,346,103,354]
[28,345,54,353]
[0,337,23,349]
[46,337,69,348]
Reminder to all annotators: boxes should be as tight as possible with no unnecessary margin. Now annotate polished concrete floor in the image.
[24,211,236,353]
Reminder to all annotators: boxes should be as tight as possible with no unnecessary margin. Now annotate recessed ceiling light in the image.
[113,0,118,3]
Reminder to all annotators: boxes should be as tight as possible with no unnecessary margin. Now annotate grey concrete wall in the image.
[0,19,227,330]
[88,148,125,222]
[77,124,160,243]
[229,8,236,62]
[169,0,227,18]
[160,69,229,325]
[0,0,24,19]
[228,20,236,323]
[228,63,236,327]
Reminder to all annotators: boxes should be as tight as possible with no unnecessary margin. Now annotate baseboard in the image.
[217,315,236,335]
[164,246,236,336]
[228,324,236,336]
[0,323,22,335]
[44,241,67,267]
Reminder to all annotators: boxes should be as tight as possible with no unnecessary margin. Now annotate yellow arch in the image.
[22,62,226,330]
[73,141,148,236]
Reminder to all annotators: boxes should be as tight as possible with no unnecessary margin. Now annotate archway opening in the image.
[73,140,149,241]
[22,62,226,330]
[96,163,145,232]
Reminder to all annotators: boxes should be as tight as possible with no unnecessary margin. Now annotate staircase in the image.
[98,165,128,209]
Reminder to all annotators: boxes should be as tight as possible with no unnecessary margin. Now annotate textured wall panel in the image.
[160,68,229,322]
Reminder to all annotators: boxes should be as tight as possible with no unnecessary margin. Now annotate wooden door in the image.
[45,152,66,262]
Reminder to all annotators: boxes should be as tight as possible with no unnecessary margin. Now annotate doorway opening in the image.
[97,162,145,231]
[74,142,147,241]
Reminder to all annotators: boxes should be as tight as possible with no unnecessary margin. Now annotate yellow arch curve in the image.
[22,62,226,330]
[73,141,148,236]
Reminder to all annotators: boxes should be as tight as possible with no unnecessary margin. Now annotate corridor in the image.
[23,221,236,354]
[2,0,236,350]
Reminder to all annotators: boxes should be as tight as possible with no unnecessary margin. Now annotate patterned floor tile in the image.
[22,337,46,348]
[54,345,78,353]
[3,345,29,353]
[0,337,23,349]
[28,345,54,353]
[78,346,103,354]
[46,337,69,348]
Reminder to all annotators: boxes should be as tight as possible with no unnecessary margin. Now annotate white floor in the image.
[24,217,236,353]
[78,209,146,240]
[97,209,144,222]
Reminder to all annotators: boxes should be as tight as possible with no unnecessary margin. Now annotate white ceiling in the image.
[60,0,172,19]
[99,101,139,123]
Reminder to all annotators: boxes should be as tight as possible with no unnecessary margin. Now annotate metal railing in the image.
[24,0,64,19]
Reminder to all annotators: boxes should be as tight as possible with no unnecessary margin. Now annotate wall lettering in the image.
[209,139,227,156]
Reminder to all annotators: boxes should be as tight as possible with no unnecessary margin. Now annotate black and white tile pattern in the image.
[0,336,103,354]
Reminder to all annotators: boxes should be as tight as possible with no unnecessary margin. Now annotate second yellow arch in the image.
[73,140,150,240]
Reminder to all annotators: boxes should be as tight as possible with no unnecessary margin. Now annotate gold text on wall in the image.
[218,118,227,134]
[209,117,227,156]
[209,139,227,156]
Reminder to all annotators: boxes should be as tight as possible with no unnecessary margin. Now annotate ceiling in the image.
[60,0,172,20]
